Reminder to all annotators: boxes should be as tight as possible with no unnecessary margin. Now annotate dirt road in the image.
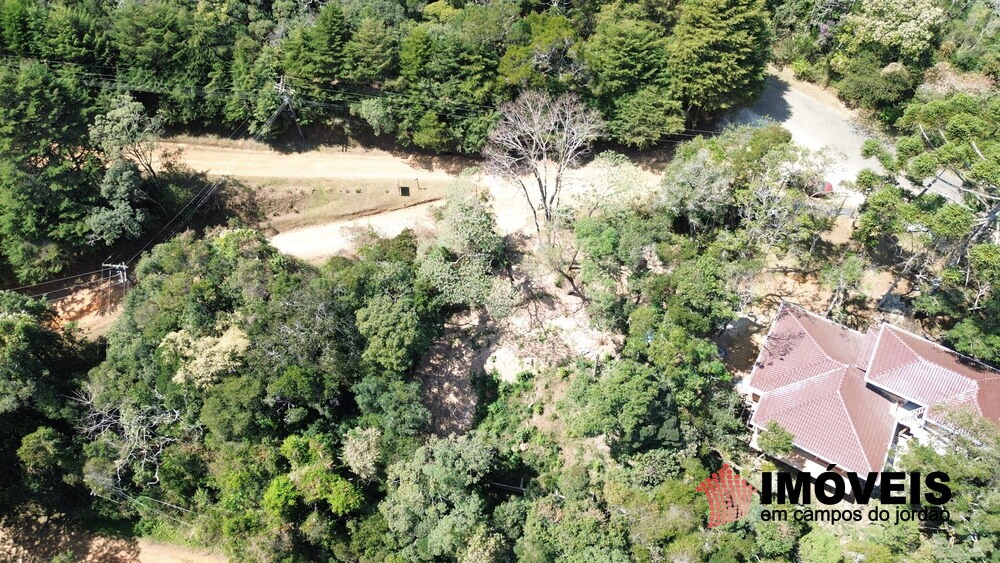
[61,74,883,331]
[154,141,461,182]
[728,66,883,211]
[187,71,883,262]
[270,200,442,260]
[0,506,227,563]
[138,539,226,563]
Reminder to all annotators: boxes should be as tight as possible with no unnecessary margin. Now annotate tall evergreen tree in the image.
[0,62,100,281]
[666,0,771,118]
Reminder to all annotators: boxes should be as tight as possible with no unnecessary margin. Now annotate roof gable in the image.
[751,366,895,474]
[747,304,865,393]
[866,325,1000,425]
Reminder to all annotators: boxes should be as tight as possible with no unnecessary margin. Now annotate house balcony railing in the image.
[895,405,926,428]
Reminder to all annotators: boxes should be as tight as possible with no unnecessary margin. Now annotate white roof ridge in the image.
[865,324,926,382]
[784,304,839,366]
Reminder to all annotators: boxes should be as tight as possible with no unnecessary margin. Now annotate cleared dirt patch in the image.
[414,250,620,435]
[0,506,225,563]
[247,175,451,233]
[416,311,495,436]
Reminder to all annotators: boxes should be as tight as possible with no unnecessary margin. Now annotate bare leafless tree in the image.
[75,386,197,487]
[484,91,605,234]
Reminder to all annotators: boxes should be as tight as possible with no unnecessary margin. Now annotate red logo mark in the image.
[696,464,756,528]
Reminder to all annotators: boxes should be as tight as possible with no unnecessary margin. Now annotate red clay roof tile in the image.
[747,304,896,474]
[866,324,1000,426]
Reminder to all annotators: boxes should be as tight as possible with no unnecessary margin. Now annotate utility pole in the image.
[102,263,128,286]
[100,262,128,314]
[275,76,305,141]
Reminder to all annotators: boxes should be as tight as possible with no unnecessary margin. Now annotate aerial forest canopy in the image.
[2,0,1000,561]
[0,0,771,149]
[5,119,999,561]
[771,0,998,123]
[0,0,775,284]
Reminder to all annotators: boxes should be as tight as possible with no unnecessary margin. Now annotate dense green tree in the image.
[86,160,148,246]
[39,1,111,64]
[262,474,300,520]
[225,38,284,136]
[498,12,578,91]
[752,515,801,558]
[583,6,669,106]
[0,61,101,281]
[799,527,843,563]
[0,0,43,55]
[112,0,234,122]
[345,17,396,82]
[610,86,684,148]
[380,434,496,560]
[834,54,917,120]
[653,256,738,337]
[0,295,70,416]
[646,323,731,410]
[17,426,76,494]
[0,291,91,506]
[582,5,685,146]
[566,360,682,457]
[517,495,633,560]
[757,420,795,456]
[356,294,422,375]
[284,1,349,100]
[666,0,771,117]
[352,373,429,455]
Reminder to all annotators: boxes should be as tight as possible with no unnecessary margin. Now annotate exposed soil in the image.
[919,61,996,96]
[271,201,442,262]
[414,251,621,436]
[51,281,126,339]
[0,506,225,563]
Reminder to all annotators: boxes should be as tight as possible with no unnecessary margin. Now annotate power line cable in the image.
[104,114,254,265]
[123,103,285,266]
[4,268,109,292]
[0,52,736,294]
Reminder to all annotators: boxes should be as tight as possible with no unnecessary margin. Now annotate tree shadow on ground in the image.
[838,294,877,331]
[727,75,794,126]
[416,310,505,437]
[715,315,768,376]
